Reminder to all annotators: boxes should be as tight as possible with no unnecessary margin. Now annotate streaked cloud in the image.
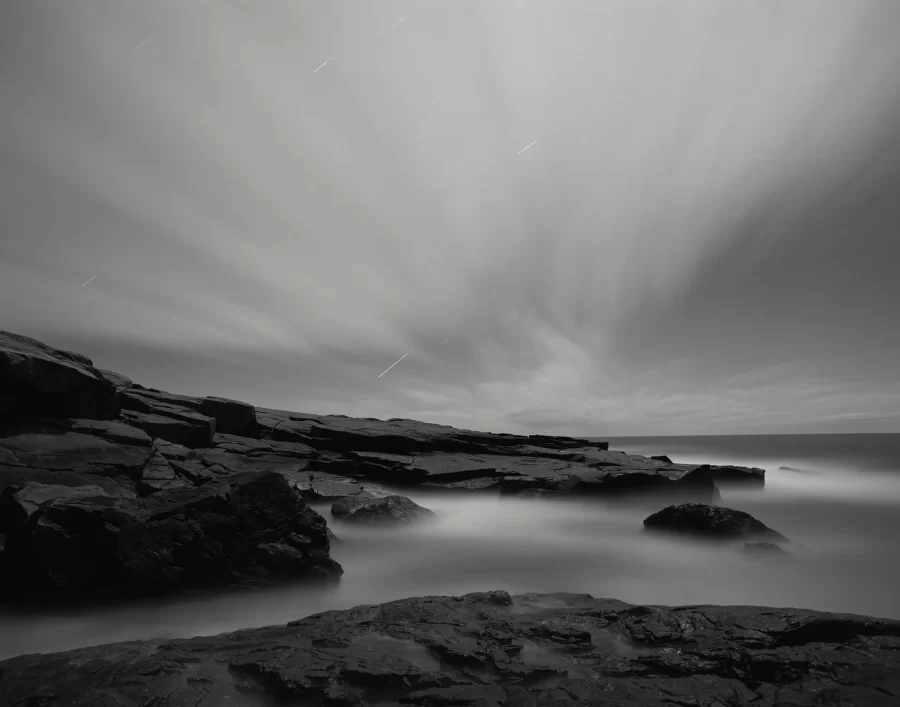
[2,0,899,434]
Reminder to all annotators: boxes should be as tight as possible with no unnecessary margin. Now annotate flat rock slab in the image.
[2,590,899,706]
[0,418,154,479]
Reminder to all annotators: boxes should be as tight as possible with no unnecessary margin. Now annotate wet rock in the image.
[643,502,787,541]
[291,473,369,502]
[332,494,435,525]
[2,590,899,706]
[0,330,121,421]
[0,471,342,599]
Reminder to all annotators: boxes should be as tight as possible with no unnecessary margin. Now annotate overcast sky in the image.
[2,0,899,436]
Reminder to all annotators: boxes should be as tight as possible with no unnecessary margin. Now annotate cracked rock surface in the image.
[1,590,898,706]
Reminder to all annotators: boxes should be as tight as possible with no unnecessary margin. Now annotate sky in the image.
[2,0,899,437]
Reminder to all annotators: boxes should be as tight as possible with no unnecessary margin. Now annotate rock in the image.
[0,418,154,480]
[331,494,435,525]
[780,465,819,475]
[0,471,342,599]
[643,502,787,541]
[2,590,899,706]
[120,409,214,449]
[710,464,766,485]
[651,455,673,463]
[0,330,120,420]
[291,473,369,502]
[199,396,258,437]
[96,368,133,391]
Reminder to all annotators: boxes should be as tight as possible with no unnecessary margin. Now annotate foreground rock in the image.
[332,494,436,525]
[2,590,899,706]
[0,471,341,599]
[643,502,787,541]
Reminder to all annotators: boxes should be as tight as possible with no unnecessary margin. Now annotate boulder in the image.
[643,502,787,541]
[331,494,435,525]
[1,590,899,706]
[0,472,342,599]
[0,330,120,420]
[199,396,258,437]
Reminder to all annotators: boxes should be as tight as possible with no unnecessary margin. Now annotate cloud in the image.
[2,0,899,435]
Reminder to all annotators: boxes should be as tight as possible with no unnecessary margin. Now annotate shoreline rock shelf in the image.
[2,329,765,596]
[1,590,898,706]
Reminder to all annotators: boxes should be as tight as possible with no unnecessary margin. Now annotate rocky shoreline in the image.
[2,590,899,706]
[1,329,896,704]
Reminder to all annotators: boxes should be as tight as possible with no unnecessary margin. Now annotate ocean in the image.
[2,433,899,661]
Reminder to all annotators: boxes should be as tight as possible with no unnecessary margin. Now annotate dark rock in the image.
[332,494,435,525]
[199,396,258,437]
[780,465,819,475]
[120,409,214,449]
[96,368,133,391]
[2,590,899,706]
[710,464,766,485]
[0,471,342,599]
[650,455,672,463]
[0,418,154,480]
[291,472,369,502]
[0,330,120,420]
[644,502,787,541]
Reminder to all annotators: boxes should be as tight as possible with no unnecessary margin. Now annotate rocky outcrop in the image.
[1,590,898,706]
[0,330,770,602]
[199,396,258,437]
[643,502,787,541]
[0,330,120,420]
[332,494,436,525]
[0,471,341,599]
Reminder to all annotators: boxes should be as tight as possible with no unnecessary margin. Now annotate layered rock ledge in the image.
[1,590,898,706]
[1,329,767,602]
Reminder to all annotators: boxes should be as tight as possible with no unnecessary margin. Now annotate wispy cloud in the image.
[2,1,899,434]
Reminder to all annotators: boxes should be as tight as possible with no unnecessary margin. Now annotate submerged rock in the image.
[1,590,898,706]
[331,494,435,524]
[643,502,787,541]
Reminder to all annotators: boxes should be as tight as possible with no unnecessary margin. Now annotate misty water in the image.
[3,437,900,661]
